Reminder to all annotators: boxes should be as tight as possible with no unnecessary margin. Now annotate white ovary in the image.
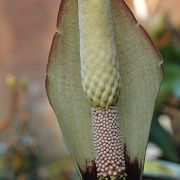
[78,0,121,108]
[91,106,126,178]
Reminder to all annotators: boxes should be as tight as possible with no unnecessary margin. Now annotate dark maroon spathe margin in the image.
[124,145,142,180]
[78,152,142,180]
[78,160,98,180]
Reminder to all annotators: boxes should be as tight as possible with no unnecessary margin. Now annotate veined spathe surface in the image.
[47,0,163,179]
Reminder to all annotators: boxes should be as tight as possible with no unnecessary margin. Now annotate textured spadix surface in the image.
[46,0,163,179]
[78,0,121,108]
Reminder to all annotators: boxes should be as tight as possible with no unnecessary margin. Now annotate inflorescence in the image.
[91,106,126,179]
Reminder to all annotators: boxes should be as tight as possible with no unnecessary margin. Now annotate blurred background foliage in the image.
[0,0,180,179]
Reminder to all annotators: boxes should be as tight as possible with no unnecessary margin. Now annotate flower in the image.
[46,0,163,179]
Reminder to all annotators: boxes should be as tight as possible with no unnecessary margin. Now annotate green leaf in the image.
[144,160,180,179]
[149,118,179,162]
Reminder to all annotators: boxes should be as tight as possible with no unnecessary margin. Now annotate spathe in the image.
[46,0,163,179]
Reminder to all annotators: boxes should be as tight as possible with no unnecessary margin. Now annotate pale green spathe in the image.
[112,0,163,169]
[46,0,163,178]
[46,0,95,173]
